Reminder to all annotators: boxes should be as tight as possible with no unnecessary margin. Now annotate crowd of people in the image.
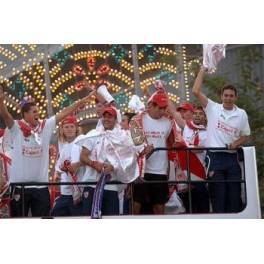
[0,66,251,217]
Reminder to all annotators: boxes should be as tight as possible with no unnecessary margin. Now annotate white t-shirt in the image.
[8,117,56,186]
[142,113,172,175]
[183,125,207,165]
[55,138,85,195]
[205,99,250,148]
[81,129,120,191]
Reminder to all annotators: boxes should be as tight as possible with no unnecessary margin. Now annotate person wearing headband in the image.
[51,115,85,216]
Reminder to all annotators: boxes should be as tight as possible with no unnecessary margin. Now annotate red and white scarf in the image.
[60,160,82,205]
[18,119,46,141]
[169,121,207,192]
[185,121,206,146]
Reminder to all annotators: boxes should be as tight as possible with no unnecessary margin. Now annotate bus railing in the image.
[6,146,247,217]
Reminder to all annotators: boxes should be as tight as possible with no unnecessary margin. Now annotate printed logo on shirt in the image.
[145,131,165,139]
[216,120,239,137]
[22,145,43,157]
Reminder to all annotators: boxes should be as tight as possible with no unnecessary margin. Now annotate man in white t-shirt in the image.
[0,85,92,217]
[193,67,251,213]
[132,92,172,215]
[79,106,138,216]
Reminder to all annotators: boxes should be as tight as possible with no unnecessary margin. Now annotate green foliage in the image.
[236,46,264,212]
[235,46,264,182]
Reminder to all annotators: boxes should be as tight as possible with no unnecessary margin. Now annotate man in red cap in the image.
[176,102,194,122]
[131,91,173,215]
[78,105,138,216]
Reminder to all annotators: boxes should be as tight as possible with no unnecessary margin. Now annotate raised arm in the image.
[0,85,15,129]
[167,99,186,129]
[192,67,208,108]
[55,91,95,125]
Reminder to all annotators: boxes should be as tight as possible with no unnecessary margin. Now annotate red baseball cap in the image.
[102,106,117,118]
[61,115,78,125]
[149,92,168,108]
[176,102,194,112]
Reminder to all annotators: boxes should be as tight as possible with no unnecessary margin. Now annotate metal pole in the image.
[131,44,141,96]
[21,185,25,217]
[43,45,54,117]
[175,45,186,102]
[186,149,192,213]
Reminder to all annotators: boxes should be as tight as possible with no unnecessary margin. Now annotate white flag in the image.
[203,44,226,73]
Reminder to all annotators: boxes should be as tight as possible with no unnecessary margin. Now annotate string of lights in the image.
[0,45,200,119]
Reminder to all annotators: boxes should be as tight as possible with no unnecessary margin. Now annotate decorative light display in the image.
[157,47,176,56]
[120,59,134,72]
[10,77,27,99]
[50,63,61,78]
[0,45,48,118]
[139,44,157,62]
[155,70,175,81]
[109,44,128,63]
[48,144,57,178]
[27,44,37,51]
[182,45,190,101]
[73,56,110,91]
[72,50,108,61]
[0,61,7,70]
[113,92,130,108]
[50,70,75,93]
[52,50,71,67]
[0,45,17,61]
[0,44,200,123]
[11,44,28,57]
